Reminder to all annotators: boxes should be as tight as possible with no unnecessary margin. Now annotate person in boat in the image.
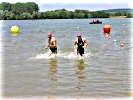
[46,32,57,54]
[74,32,88,56]
[96,20,99,23]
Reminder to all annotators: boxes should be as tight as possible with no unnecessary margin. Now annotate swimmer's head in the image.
[77,32,82,37]
[48,32,52,38]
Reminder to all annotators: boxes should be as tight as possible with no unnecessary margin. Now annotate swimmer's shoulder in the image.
[51,36,56,41]
[79,37,86,42]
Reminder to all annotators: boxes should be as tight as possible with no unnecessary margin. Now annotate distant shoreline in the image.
[0,2,132,20]
[109,16,127,18]
[0,17,132,21]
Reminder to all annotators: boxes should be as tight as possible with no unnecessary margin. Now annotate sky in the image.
[0,0,132,11]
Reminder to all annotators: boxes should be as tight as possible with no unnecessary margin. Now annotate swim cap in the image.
[77,32,82,37]
[48,32,52,37]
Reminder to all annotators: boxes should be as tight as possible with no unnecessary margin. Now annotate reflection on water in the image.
[75,60,86,96]
[76,60,85,71]
[48,59,58,94]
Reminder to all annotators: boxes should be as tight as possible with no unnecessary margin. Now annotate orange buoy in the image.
[103,24,111,39]
[103,24,111,34]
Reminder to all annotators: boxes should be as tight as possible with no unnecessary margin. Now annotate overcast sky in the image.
[0,0,132,11]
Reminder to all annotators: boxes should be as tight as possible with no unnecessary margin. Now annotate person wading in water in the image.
[46,32,57,56]
[74,32,88,57]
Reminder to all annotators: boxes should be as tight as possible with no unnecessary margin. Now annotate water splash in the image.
[31,50,92,60]
[35,52,56,59]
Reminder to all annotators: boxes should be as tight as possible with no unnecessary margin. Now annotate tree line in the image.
[0,2,132,20]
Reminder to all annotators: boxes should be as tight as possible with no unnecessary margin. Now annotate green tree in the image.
[25,2,39,13]
[91,11,109,18]
[11,2,39,15]
[126,13,133,18]
[0,2,12,11]
[73,12,85,18]
[12,3,25,15]
[115,12,122,16]
[20,12,32,19]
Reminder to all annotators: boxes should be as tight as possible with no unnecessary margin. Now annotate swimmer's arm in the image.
[73,40,77,49]
[45,44,49,49]
[83,39,88,48]
[45,41,50,49]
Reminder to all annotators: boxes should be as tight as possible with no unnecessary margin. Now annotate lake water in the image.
[1,19,132,98]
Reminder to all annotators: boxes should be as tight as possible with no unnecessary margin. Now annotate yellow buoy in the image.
[10,26,19,36]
